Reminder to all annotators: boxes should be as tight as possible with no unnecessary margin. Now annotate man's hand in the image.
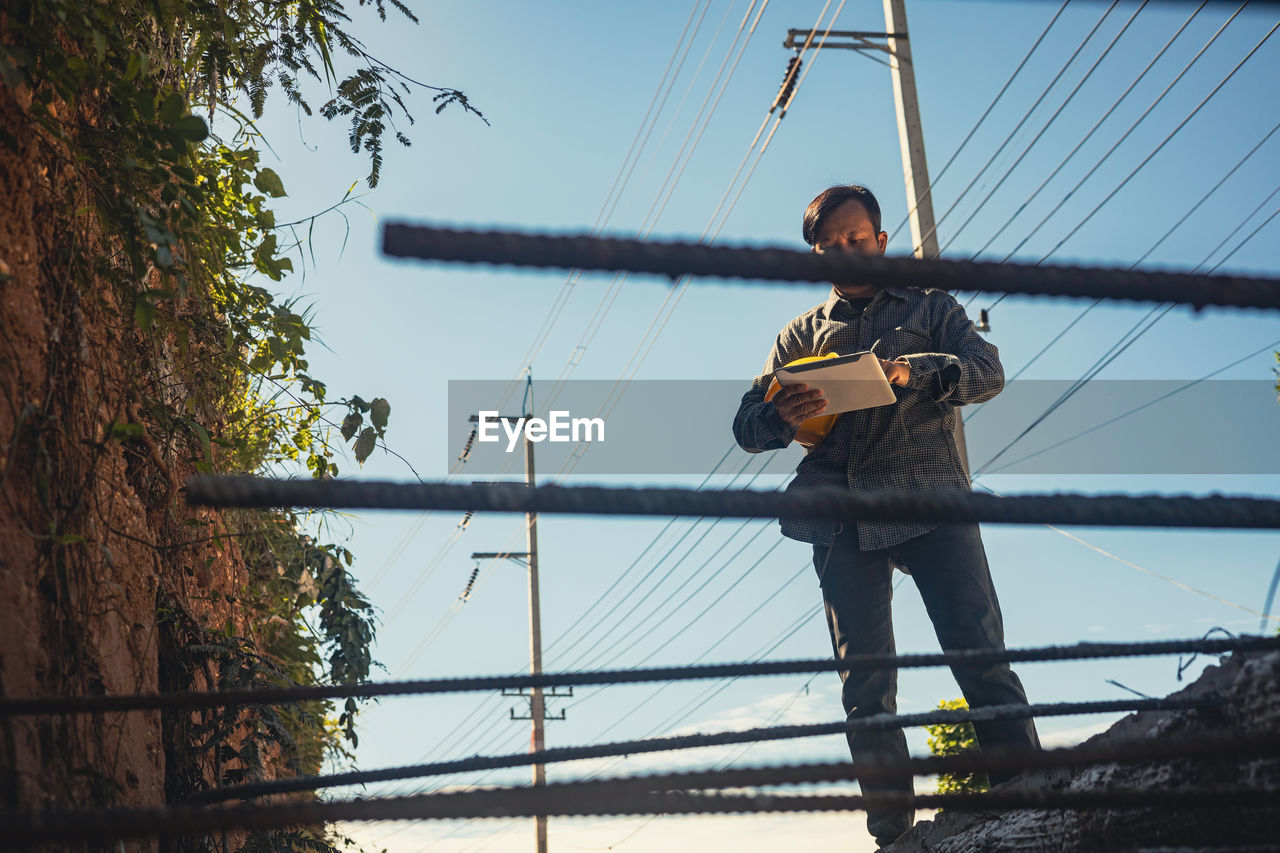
[880,358,911,387]
[773,383,827,428]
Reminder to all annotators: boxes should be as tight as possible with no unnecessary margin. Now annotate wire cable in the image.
[939,0,1153,254]
[563,560,812,736]
[537,0,773,417]
[1002,3,1261,270]
[971,482,1280,626]
[982,337,1280,480]
[546,454,770,667]
[912,0,1124,253]
[886,0,1072,245]
[543,0,850,481]
[962,116,1280,433]
[964,0,1210,263]
[496,0,717,414]
[368,3,720,621]
[970,177,1280,476]
[542,445,740,658]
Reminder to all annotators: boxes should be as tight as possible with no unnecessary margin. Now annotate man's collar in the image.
[824,285,912,315]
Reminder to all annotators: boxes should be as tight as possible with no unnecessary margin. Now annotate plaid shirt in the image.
[732,285,1004,550]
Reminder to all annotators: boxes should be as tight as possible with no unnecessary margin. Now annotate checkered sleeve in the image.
[898,291,1004,405]
[732,328,804,452]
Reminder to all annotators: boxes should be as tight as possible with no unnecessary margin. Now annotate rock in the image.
[887,650,1280,852]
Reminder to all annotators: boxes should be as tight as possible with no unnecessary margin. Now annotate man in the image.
[732,185,1039,848]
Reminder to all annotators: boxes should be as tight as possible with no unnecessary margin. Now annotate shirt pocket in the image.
[874,325,933,360]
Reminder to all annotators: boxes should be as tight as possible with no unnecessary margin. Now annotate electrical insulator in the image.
[975,308,992,333]
[458,510,474,530]
[460,565,480,602]
[457,427,478,463]
[771,54,802,114]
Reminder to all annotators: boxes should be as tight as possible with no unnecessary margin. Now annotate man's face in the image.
[812,198,888,295]
[811,198,888,257]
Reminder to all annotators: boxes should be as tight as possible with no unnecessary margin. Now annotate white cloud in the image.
[1038,720,1113,748]
[1194,616,1269,628]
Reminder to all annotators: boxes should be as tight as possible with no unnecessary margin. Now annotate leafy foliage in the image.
[1,0,479,846]
[924,698,990,795]
[1,0,484,188]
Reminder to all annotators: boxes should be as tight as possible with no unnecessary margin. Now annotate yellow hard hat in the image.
[764,354,840,450]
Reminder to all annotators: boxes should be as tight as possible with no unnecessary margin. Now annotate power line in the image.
[970,176,1280,476]
[977,0,1252,325]
[502,0,717,411]
[1033,6,1270,266]
[574,602,824,782]
[964,0,1210,262]
[912,0,1124,252]
[546,454,770,667]
[597,0,718,231]
[629,0,782,246]
[566,497,775,672]
[886,0,1072,245]
[540,0,859,486]
[393,446,767,798]
[616,604,820,744]
[539,0,743,407]
[537,0,774,417]
[618,529,787,667]
[380,524,468,625]
[543,445,740,658]
[384,553,869,805]
[369,1,721,632]
[1207,198,1280,273]
[982,337,1280,479]
[962,116,1280,429]
[973,482,1280,625]
[970,307,1173,476]
[565,665,823,850]
[563,560,812,737]
[939,0,1153,254]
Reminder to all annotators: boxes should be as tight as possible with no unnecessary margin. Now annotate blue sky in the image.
[226,1,1279,849]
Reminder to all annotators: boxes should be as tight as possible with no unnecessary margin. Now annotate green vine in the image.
[1,0,481,847]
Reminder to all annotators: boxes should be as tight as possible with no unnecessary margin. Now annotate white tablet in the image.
[773,352,897,414]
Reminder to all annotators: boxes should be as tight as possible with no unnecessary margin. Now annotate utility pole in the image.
[783,9,937,260]
[882,0,939,260]
[784,2,971,476]
[468,415,564,853]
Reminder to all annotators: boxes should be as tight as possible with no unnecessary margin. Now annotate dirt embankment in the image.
[0,78,262,848]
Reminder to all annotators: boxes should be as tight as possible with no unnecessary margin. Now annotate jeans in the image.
[812,522,1040,844]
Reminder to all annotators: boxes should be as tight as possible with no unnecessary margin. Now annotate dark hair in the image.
[802,185,882,246]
